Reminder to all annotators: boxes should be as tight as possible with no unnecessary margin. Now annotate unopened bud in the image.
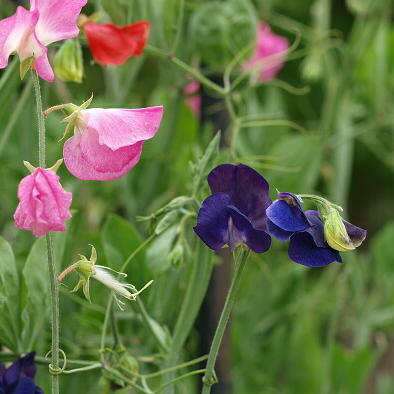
[54,39,84,83]
[323,208,355,252]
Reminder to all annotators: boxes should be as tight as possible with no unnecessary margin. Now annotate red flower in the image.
[84,21,150,66]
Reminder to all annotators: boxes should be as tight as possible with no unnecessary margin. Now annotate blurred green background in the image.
[0,0,393,393]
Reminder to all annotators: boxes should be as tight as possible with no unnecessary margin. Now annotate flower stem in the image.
[201,247,250,394]
[31,70,60,394]
[144,45,227,96]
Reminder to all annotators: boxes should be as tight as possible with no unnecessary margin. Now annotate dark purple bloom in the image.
[267,193,342,267]
[0,353,43,394]
[194,164,272,253]
[288,210,342,267]
[266,192,309,241]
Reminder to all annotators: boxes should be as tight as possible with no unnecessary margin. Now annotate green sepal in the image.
[20,56,35,80]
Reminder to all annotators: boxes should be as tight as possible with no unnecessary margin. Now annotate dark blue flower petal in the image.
[0,363,6,381]
[266,200,309,233]
[0,383,5,394]
[207,164,271,230]
[11,376,43,394]
[229,207,271,253]
[303,210,326,247]
[343,220,367,248]
[3,353,36,388]
[267,219,294,241]
[193,193,232,250]
[277,192,303,209]
[288,232,342,267]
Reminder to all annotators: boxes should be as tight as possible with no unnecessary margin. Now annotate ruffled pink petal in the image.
[14,168,72,237]
[34,51,54,81]
[30,0,87,46]
[0,7,42,68]
[79,106,164,151]
[63,128,144,181]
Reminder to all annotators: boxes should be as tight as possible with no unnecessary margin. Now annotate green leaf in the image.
[21,233,67,350]
[0,237,21,351]
[192,131,221,197]
[101,214,151,288]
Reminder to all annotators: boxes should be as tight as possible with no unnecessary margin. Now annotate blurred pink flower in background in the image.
[14,168,72,237]
[241,22,289,82]
[184,77,201,117]
[0,0,87,81]
[63,106,164,181]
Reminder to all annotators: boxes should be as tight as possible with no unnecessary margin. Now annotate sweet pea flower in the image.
[14,162,72,237]
[0,0,87,81]
[0,352,43,394]
[184,78,201,117]
[241,22,289,82]
[194,164,272,253]
[46,97,163,181]
[266,193,367,267]
[83,20,150,66]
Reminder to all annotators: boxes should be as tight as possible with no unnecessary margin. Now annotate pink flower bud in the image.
[14,168,72,237]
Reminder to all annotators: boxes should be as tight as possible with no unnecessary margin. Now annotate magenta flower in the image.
[184,78,201,117]
[0,0,87,81]
[61,103,164,181]
[241,22,288,82]
[14,167,72,237]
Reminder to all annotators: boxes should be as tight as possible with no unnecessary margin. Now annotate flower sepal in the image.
[20,55,35,80]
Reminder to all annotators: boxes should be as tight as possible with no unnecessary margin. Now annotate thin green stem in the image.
[31,70,60,394]
[201,247,250,394]
[156,369,206,393]
[100,234,160,356]
[135,298,168,352]
[62,363,102,375]
[144,45,227,96]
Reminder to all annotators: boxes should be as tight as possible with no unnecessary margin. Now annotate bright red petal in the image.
[84,21,150,66]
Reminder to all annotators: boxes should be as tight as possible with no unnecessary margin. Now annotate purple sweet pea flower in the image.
[0,352,43,394]
[194,164,272,253]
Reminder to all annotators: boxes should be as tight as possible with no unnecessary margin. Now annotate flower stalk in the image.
[31,70,60,394]
[201,247,250,394]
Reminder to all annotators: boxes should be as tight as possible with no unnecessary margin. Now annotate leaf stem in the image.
[31,70,60,394]
[201,247,250,394]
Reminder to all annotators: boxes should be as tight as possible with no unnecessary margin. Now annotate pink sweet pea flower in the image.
[241,22,289,82]
[60,102,164,181]
[184,78,201,117]
[14,167,72,237]
[0,0,87,82]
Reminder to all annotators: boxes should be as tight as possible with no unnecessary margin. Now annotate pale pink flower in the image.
[184,79,201,117]
[0,0,87,82]
[241,22,289,82]
[63,106,164,181]
[14,168,72,237]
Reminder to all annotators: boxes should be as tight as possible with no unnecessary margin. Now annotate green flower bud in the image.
[323,208,355,252]
[54,39,84,83]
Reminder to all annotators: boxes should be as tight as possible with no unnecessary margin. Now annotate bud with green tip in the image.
[320,207,367,252]
[57,245,154,310]
[54,39,84,83]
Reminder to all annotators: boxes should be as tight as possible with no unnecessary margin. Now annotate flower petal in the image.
[34,51,54,81]
[63,129,143,181]
[266,219,293,241]
[266,200,309,233]
[30,0,87,46]
[344,220,367,248]
[84,21,150,66]
[241,22,288,82]
[208,164,271,230]
[0,7,42,68]
[10,376,43,393]
[3,353,36,388]
[14,169,72,237]
[79,106,163,150]
[193,193,232,251]
[288,232,342,267]
[229,207,271,253]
